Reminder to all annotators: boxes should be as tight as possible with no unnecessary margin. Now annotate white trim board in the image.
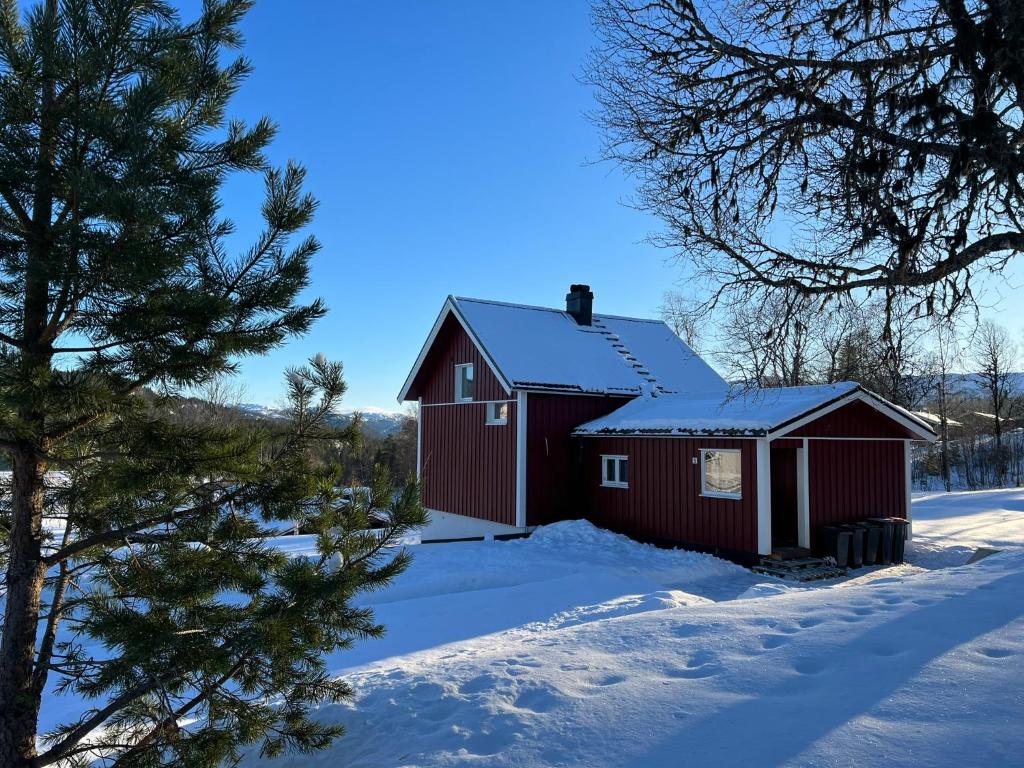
[515,391,528,529]
[796,440,810,548]
[756,439,772,555]
[904,440,913,539]
[415,397,422,481]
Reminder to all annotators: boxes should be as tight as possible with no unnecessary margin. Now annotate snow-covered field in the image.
[230,490,1024,768]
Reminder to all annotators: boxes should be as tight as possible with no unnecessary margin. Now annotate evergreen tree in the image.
[0,2,425,765]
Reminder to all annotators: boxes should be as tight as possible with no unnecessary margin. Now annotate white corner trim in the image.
[904,440,913,540]
[797,439,810,549]
[415,397,422,481]
[756,438,772,555]
[397,297,513,402]
[515,391,527,529]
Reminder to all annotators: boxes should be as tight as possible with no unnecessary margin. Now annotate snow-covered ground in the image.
[238,491,1024,768]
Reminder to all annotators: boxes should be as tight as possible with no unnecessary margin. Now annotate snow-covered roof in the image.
[399,296,727,400]
[912,411,962,428]
[574,382,936,439]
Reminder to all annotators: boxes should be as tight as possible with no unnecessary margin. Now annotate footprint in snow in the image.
[408,681,447,700]
[590,672,626,687]
[866,643,903,658]
[671,623,700,638]
[460,673,501,695]
[977,647,1016,659]
[664,649,723,679]
[793,658,829,676]
[513,684,562,713]
[664,663,723,680]
[510,655,543,668]
[761,634,790,650]
[797,616,823,628]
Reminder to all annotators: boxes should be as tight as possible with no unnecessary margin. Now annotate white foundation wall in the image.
[420,509,524,541]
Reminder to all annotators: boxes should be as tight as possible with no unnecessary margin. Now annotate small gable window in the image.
[601,455,628,488]
[701,448,742,499]
[486,401,508,425]
[455,363,475,401]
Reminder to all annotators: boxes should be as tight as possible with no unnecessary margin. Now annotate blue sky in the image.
[129,3,1024,408]
[197,1,687,411]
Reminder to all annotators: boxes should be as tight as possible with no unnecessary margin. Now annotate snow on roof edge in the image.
[572,382,936,440]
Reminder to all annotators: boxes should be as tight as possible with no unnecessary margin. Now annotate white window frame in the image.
[454,363,474,402]
[601,454,629,489]
[486,401,509,426]
[700,448,742,500]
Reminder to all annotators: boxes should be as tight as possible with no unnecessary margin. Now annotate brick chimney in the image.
[566,284,593,326]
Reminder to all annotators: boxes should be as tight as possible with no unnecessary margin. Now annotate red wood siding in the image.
[579,437,759,554]
[420,401,517,525]
[409,315,508,404]
[787,399,916,439]
[526,393,632,527]
[807,439,906,548]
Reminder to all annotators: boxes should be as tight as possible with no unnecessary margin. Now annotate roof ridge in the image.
[453,296,568,314]
[453,296,666,325]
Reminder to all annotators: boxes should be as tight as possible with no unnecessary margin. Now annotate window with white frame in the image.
[700,448,742,499]
[454,363,475,401]
[486,401,508,425]
[601,455,628,488]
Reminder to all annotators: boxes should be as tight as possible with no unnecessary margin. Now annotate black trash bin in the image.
[853,522,882,565]
[821,526,852,567]
[840,524,864,568]
[866,518,895,564]
[890,518,909,564]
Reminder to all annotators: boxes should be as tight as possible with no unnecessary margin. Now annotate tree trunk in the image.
[0,2,57,759]
[0,453,47,767]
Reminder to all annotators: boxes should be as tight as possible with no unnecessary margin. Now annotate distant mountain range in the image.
[237,403,408,437]
[933,372,1024,398]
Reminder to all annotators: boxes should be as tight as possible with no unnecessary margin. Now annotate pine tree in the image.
[0,2,425,765]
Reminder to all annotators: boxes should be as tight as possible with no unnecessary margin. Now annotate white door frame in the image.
[756,439,772,555]
[796,439,810,549]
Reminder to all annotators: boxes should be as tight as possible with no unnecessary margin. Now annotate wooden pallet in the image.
[751,555,847,582]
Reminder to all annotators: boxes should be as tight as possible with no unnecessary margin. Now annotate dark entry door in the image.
[770,446,798,548]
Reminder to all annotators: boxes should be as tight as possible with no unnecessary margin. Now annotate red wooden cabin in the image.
[399,286,935,560]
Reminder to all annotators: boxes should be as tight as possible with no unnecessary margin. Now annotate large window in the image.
[700,448,742,499]
[454,363,475,401]
[486,401,508,425]
[601,455,628,488]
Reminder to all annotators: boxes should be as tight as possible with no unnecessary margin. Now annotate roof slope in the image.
[448,297,727,396]
[573,382,936,439]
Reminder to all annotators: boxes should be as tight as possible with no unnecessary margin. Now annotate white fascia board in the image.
[768,391,936,442]
[397,297,513,402]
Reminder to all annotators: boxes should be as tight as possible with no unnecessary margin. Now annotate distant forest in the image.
[661,294,1024,492]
